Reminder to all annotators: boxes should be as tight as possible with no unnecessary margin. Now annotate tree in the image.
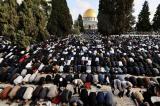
[40,0,52,19]
[124,8,135,32]
[0,0,19,38]
[18,0,49,41]
[0,0,50,48]
[119,1,135,32]
[136,1,151,32]
[77,14,84,32]
[13,30,31,48]
[114,0,135,34]
[72,20,80,35]
[47,0,73,36]
[98,0,113,35]
[71,27,80,35]
[152,4,160,32]
[98,0,134,35]
[18,0,37,38]
[32,0,49,41]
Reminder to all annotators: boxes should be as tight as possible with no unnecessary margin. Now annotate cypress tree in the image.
[98,0,114,35]
[98,0,134,35]
[18,0,37,38]
[116,0,135,33]
[0,0,6,36]
[152,4,160,32]
[47,0,73,36]
[0,0,19,38]
[18,0,49,42]
[0,0,49,48]
[32,0,49,41]
[40,0,52,19]
[72,20,80,35]
[124,6,135,32]
[77,14,84,33]
[136,1,151,32]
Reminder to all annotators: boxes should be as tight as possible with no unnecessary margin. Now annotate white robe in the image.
[23,87,34,100]
[14,76,23,85]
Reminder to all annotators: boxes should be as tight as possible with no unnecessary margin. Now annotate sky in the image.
[16,0,160,22]
[67,0,160,22]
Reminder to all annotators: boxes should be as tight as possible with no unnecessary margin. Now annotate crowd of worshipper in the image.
[0,34,160,106]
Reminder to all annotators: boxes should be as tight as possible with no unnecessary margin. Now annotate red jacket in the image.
[19,54,30,63]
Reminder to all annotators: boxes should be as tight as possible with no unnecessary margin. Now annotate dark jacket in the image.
[15,87,27,100]
[32,86,43,100]
[80,89,89,106]
[60,89,72,103]
[66,74,73,83]
[137,78,144,87]
[86,74,93,83]
[104,92,116,106]
[129,76,137,87]
[97,92,105,106]
[89,92,97,106]
[39,87,49,99]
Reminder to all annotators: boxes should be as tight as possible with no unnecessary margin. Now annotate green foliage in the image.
[71,28,80,35]
[72,21,80,35]
[74,20,79,28]
[152,4,160,32]
[98,0,135,35]
[47,0,73,36]
[0,0,49,48]
[18,0,49,41]
[136,1,151,32]
[77,14,84,32]
[122,3,135,32]
[13,30,31,48]
[40,0,52,18]
[0,0,19,37]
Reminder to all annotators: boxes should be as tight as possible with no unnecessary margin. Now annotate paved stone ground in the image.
[115,96,136,106]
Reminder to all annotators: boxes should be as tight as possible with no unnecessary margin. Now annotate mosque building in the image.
[83,9,98,30]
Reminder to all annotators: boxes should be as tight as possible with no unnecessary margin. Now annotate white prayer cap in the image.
[87,60,91,66]
[80,52,84,55]
[100,67,106,72]
[86,69,91,73]
[53,58,57,61]
[131,53,135,57]
[123,53,127,56]
[71,57,74,60]
[10,49,13,52]
[82,56,85,61]
[61,58,64,61]
[9,55,14,59]
[95,57,99,62]
[158,54,160,58]
[59,78,63,82]
[49,50,53,53]
[0,58,4,64]
[107,52,110,56]
[89,51,92,53]
[73,52,76,55]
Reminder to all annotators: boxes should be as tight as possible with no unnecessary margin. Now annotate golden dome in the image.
[83,9,97,18]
